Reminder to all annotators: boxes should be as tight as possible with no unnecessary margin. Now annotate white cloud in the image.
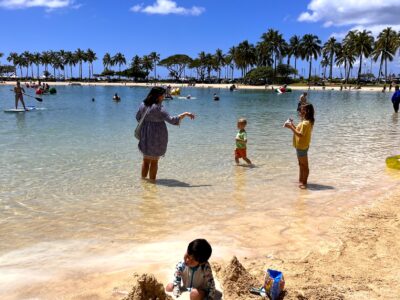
[331,24,400,40]
[299,0,400,28]
[130,0,204,16]
[0,0,75,9]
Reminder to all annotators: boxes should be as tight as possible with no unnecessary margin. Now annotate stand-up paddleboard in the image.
[4,106,36,113]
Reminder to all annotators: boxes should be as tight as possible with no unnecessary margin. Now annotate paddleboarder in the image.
[14,81,28,111]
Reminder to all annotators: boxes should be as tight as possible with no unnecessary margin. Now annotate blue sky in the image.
[1,0,400,77]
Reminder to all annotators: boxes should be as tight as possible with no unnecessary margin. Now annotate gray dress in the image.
[136,103,180,159]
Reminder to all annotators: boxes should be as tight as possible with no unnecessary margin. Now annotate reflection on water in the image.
[0,86,399,297]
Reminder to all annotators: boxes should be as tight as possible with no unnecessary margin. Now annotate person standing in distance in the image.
[391,85,400,113]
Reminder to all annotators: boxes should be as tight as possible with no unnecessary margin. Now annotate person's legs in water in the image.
[141,158,151,179]
[393,101,399,113]
[243,156,252,165]
[15,95,27,110]
[149,159,159,181]
[296,149,309,188]
[298,156,309,188]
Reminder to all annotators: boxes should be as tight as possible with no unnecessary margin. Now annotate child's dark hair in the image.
[143,87,166,107]
[303,103,315,125]
[187,239,212,264]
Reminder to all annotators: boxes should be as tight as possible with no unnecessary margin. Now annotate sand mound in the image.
[214,256,259,300]
[123,273,172,300]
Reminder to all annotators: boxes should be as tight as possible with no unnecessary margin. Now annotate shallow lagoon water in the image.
[0,85,399,297]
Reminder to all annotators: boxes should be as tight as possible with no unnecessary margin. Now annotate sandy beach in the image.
[0,80,392,93]
[6,186,400,300]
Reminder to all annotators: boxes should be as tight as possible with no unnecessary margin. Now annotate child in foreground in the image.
[166,239,216,299]
[235,118,252,166]
[284,103,315,189]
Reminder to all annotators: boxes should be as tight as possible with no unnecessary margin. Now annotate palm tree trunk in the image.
[294,58,297,78]
[308,59,312,83]
[384,58,387,80]
[357,55,363,83]
[346,65,351,83]
[377,56,384,80]
[37,64,39,79]
[329,53,334,80]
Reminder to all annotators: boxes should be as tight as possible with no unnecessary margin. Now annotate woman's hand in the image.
[179,112,195,120]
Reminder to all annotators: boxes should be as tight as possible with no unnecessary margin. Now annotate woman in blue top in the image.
[136,87,195,182]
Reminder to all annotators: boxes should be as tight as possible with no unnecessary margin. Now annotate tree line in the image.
[1,27,399,84]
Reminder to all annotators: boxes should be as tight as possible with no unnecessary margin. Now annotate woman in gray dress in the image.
[136,87,195,182]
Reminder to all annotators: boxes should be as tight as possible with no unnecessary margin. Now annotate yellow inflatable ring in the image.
[386,155,400,170]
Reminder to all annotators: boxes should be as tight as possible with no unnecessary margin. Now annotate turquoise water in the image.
[0,85,399,297]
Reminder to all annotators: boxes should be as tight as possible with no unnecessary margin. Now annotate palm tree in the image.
[32,52,41,79]
[320,55,329,79]
[112,52,126,79]
[323,37,341,81]
[58,50,67,79]
[227,46,236,80]
[255,41,273,67]
[213,49,225,81]
[86,48,97,79]
[19,53,29,78]
[261,29,287,76]
[7,52,20,77]
[335,42,356,84]
[196,51,207,81]
[102,53,112,72]
[352,30,374,83]
[63,51,75,79]
[288,35,301,77]
[41,51,52,77]
[149,52,160,80]
[300,34,322,82]
[51,52,64,79]
[74,48,86,79]
[141,55,153,80]
[373,27,398,81]
[235,40,256,78]
[22,51,32,78]
[49,51,58,79]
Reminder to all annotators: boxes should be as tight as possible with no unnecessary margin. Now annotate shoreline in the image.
[0,81,394,93]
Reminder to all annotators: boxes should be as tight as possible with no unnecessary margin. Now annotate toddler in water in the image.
[166,239,216,299]
[235,118,252,165]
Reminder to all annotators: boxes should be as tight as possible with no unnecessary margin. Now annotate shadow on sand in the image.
[306,183,335,191]
[155,178,212,188]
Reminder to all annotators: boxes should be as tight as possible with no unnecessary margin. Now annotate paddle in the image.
[10,90,43,102]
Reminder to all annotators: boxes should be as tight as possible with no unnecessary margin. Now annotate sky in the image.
[1,0,400,78]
